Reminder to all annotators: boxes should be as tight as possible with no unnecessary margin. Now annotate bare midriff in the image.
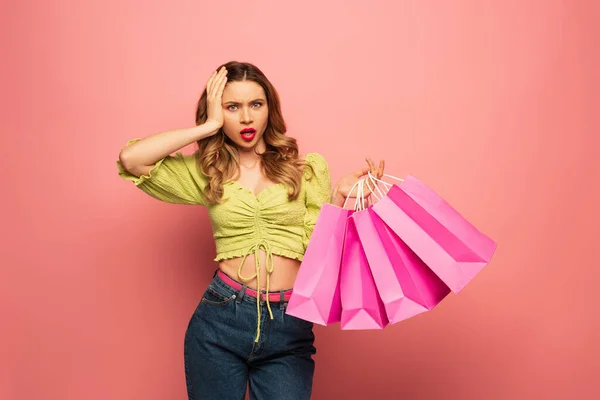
[218,251,300,291]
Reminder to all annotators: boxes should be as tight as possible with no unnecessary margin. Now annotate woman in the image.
[117,61,384,400]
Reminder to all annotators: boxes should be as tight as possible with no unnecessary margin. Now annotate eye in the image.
[227,105,238,111]
[252,102,263,108]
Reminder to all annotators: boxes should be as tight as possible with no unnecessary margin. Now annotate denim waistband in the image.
[210,269,293,306]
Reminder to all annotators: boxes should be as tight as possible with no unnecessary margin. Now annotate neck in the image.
[238,155,261,169]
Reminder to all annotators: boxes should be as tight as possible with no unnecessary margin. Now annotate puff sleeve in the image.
[302,152,332,250]
[116,138,208,206]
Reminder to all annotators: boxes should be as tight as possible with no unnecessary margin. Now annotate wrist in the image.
[195,121,222,140]
[331,184,346,207]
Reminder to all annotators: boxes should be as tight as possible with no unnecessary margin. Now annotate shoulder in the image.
[173,150,209,184]
[301,152,330,181]
[175,149,201,169]
[302,152,329,170]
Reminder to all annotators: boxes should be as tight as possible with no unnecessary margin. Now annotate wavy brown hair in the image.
[195,61,313,204]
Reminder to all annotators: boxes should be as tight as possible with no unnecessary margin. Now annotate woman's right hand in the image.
[204,66,228,133]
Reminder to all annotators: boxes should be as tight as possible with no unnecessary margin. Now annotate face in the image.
[221,80,269,152]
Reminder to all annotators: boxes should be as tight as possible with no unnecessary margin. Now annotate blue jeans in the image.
[184,270,316,400]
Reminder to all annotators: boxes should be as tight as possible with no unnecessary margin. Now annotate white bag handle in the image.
[342,178,363,209]
[364,173,385,201]
[367,172,404,187]
[355,179,366,211]
[358,178,382,210]
[341,171,403,211]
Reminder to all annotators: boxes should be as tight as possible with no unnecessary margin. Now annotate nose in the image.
[240,106,253,124]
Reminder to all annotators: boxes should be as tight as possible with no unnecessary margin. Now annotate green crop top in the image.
[116,139,331,341]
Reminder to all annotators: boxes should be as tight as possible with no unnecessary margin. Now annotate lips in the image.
[240,128,256,142]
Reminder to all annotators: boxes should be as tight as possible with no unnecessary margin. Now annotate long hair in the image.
[195,61,313,204]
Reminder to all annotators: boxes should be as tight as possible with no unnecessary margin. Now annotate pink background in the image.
[3,0,599,399]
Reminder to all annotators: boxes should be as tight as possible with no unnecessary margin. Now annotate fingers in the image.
[353,157,385,177]
[207,67,227,97]
[366,157,385,179]
[346,157,386,204]
[353,157,385,199]
[210,68,227,97]
[207,69,220,95]
[216,70,228,98]
[366,157,375,173]
[206,70,217,94]
[353,166,370,177]
[377,159,385,179]
[364,157,377,179]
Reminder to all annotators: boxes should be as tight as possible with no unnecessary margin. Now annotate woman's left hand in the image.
[333,157,385,205]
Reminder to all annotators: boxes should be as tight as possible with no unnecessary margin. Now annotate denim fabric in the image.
[184,271,316,400]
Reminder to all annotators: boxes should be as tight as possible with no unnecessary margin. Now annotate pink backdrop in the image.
[3,0,599,399]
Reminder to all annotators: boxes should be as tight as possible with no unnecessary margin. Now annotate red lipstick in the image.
[240,128,256,142]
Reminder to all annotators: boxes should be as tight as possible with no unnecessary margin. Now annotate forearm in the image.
[119,123,218,169]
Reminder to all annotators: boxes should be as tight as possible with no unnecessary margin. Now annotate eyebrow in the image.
[223,98,266,105]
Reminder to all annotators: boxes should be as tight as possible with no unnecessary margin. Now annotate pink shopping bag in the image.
[340,213,389,330]
[353,208,450,324]
[286,204,353,325]
[372,175,497,293]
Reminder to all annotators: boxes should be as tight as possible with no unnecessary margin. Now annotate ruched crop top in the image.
[116,138,331,341]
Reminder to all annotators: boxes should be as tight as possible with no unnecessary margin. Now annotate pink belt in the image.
[217,270,293,302]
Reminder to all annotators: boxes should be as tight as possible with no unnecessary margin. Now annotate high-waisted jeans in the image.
[184,270,316,400]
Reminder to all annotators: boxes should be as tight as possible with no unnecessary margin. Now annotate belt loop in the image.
[236,285,247,303]
[279,291,285,310]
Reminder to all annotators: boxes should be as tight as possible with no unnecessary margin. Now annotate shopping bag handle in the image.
[341,173,405,211]
[365,172,406,204]
[353,177,381,210]
[365,174,385,201]
[341,178,363,209]
[367,172,405,188]
[354,180,363,211]
[341,177,372,211]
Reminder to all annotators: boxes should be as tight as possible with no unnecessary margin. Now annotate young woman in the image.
[117,61,384,400]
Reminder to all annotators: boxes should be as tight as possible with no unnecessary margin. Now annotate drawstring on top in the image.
[236,240,275,342]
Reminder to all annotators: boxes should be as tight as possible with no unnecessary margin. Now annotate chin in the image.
[238,136,265,150]
[236,141,256,149]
